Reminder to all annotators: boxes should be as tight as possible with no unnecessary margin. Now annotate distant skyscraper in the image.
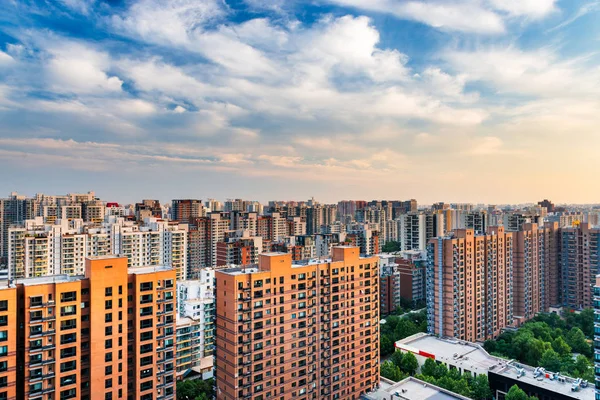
[171,199,205,222]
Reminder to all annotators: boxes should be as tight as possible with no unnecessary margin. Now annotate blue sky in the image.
[0,0,599,204]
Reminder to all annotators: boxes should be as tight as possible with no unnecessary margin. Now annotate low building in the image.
[396,333,594,400]
[363,376,471,400]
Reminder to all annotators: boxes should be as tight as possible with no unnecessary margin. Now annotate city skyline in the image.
[1,0,600,203]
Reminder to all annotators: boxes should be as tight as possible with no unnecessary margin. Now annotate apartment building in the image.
[215,246,380,400]
[560,223,600,309]
[512,223,559,322]
[176,271,215,379]
[426,227,514,342]
[171,200,206,223]
[7,217,188,280]
[0,286,17,400]
[13,255,177,400]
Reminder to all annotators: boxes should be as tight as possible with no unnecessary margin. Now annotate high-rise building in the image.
[216,233,263,267]
[593,275,600,400]
[0,285,17,400]
[12,255,177,400]
[176,269,215,380]
[7,217,189,280]
[215,247,380,400]
[171,199,206,223]
[427,227,513,341]
[512,223,559,322]
[538,199,555,213]
[560,223,600,309]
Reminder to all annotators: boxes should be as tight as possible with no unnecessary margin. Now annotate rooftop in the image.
[87,254,126,260]
[127,265,173,275]
[363,377,471,400]
[218,266,260,276]
[396,334,594,400]
[15,274,83,286]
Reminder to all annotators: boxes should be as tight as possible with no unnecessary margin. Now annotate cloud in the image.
[46,43,123,94]
[547,1,600,32]
[323,0,505,33]
[0,51,14,65]
[487,0,557,18]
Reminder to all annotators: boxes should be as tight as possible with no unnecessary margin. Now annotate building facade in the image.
[215,247,380,400]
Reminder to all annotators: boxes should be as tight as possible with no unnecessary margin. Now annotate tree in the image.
[395,319,419,340]
[382,241,401,252]
[434,363,449,380]
[177,379,215,400]
[381,361,405,382]
[566,327,591,356]
[390,351,404,368]
[453,378,472,398]
[539,349,562,372]
[551,336,572,356]
[505,385,530,400]
[420,358,438,378]
[400,351,419,376]
[380,335,395,356]
[471,375,493,400]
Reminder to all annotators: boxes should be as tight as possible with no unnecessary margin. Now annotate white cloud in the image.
[59,0,95,14]
[173,105,187,113]
[323,0,505,33]
[487,0,557,18]
[0,51,14,65]
[46,43,123,94]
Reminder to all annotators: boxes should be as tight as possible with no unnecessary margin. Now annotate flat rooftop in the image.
[218,266,260,276]
[363,377,471,400]
[396,334,594,400]
[396,333,503,376]
[492,363,594,400]
[128,265,172,275]
[87,254,126,260]
[16,274,83,286]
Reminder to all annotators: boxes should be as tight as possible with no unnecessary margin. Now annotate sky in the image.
[0,0,599,204]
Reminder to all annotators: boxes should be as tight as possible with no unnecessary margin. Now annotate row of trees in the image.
[483,312,594,382]
[381,353,494,400]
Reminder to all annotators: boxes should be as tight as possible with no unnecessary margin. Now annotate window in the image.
[60,319,77,330]
[105,287,113,296]
[30,325,42,335]
[105,353,113,362]
[30,368,41,378]
[60,374,76,386]
[140,368,152,379]
[140,331,152,341]
[105,378,112,389]
[29,310,42,321]
[60,360,77,372]
[60,389,77,400]
[0,376,6,387]
[105,365,112,375]
[140,319,152,329]
[81,288,89,296]
[140,356,153,366]
[140,307,152,317]
[0,347,7,357]
[105,300,113,310]
[140,381,153,392]
[61,292,77,302]
[105,326,112,336]
[61,305,76,317]
[60,333,77,344]
[60,347,76,358]
[165,279,173,288]
[0,301,7,311]
[30,382,43,393]
[0,316,6,326]
[0,361,7,372]
[140,282,153,292]
[140,344,152,354]
[105,339,112,349]
[105,313,112,323]
[30,296,43,307]
[0,332,6,342]
[30,339,42,349]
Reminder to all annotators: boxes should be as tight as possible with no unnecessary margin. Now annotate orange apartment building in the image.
[215,246,380,400]
[11,255,176,400]
[0,286,16,400]
[426,228,514,342]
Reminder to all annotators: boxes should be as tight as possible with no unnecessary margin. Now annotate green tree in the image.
[381,361,405,381]
[400,351,419,375]
[551,336,572,356]
[539,349,562,372]
[382,241,401,252]
[380,335,395,356]
[390,351,404,368]
[394,319,419,340]
[505,385,529,400]
[453,378,472,398]
[176,379,215,400]
[471,374,493,400]
[434,363,449,379]
[420,358,438,378]
[566,327,591,356]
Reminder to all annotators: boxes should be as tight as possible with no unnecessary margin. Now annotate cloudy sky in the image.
[0,0,599,204]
